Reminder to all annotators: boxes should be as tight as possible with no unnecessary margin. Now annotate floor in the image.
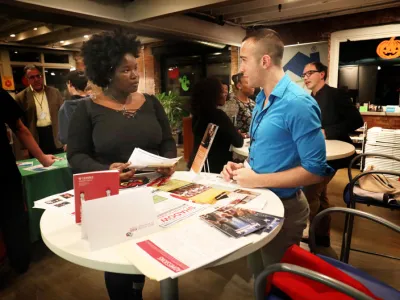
[0,160,399,299]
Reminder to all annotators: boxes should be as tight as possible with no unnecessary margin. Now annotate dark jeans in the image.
[104,272,145,300]
[37,125,62,154]
[0,178,30,273]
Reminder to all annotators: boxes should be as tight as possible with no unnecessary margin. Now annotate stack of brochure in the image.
[200,204,283,238]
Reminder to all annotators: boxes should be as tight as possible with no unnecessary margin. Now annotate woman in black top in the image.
[67,30,176,300]
[188,78,243,173]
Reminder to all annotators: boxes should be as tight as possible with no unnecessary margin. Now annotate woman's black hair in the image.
[232,72,244,89]
[190,77,223,116]
[81,30,141,88]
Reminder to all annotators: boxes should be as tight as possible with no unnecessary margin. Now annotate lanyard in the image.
[249,97,275,161]
[34,92,45,110]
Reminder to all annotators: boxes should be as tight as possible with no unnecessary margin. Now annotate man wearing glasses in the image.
[302,62,363,247]
[15,65,64,156]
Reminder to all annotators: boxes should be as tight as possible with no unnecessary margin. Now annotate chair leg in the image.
[343,202,356,263]
[340,210,350,262]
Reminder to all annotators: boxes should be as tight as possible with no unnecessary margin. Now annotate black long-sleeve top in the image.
[313,84,364,169]
[67,95,177,173]
[188,109,244,173]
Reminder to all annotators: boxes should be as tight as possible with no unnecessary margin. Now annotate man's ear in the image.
[261,55,271,69]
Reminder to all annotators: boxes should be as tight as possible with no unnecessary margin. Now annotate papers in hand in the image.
[128,148,181,170]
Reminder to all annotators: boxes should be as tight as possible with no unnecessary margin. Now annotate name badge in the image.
[39,111,47,120]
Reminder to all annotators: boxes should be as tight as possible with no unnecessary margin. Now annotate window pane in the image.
[44,68,70,94]
[9,49,40,62]
[44,53,69,64]
[12,66,44,94]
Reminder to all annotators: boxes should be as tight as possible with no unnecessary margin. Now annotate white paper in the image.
[128,218,251,280]
[128,148,182,169]
[33,190,75,217]
[155,196,207,228]
[82,188,158,251]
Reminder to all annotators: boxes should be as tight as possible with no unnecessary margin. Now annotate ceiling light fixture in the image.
[84,35,89,38]
[10,34,15,37]
[33,27,38,31]
[60,41,65,43]
[51,72,55,76]
[14,51,18,54]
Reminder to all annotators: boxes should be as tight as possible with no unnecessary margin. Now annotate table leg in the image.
[160,278,179,300]
[247,250,265,279]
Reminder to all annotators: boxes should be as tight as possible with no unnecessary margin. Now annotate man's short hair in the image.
[66,70,88,91]
[308,62,328,81]
[24,64,40,76]
[242,28,284,66]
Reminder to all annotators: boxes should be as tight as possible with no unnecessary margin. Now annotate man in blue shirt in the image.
[221,29,334,274]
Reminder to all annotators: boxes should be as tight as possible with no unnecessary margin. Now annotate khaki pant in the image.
[247,190,309,276]
[303,174,336,238]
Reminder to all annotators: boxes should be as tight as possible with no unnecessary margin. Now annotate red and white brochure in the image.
[73,170,120,224]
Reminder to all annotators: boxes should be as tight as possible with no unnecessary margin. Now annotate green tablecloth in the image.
[17,153,73,242]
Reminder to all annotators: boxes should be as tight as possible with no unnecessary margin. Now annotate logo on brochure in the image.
[125,221,155,237]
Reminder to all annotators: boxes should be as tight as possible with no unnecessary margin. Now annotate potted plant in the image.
[155,91,189,144]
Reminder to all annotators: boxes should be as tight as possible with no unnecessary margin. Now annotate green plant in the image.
[155,91,188,131]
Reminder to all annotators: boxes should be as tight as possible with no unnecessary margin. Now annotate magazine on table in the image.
[200,205,283,238]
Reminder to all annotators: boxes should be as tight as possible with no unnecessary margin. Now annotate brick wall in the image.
[363,115,400,129]
[137,45,156,95]
[230,46,239,80]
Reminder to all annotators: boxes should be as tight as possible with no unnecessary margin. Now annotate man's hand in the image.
[39,154,56,167]
[321,129,326,139]
[110,162,135,181]
[221,161,243,181]
[232,168,261,188]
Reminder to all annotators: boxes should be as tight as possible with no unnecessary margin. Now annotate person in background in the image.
[221,29,334,276]
[219,82,239,124]
[231,72,255,136]
[302,61,364,247]
[58,71,91,150]
[15,65,64,156]
[0,88,55,280]
[68,30,177,300]
[188,78,243,173]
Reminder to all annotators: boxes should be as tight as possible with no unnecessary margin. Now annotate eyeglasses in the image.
[301,70,319,78]
[27,74,43,80]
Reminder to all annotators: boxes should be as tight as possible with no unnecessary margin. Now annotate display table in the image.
[18,152,73,242]
[40,171,284,300]
[232,139,355,161]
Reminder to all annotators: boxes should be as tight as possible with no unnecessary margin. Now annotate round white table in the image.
[40,171,284,300]
[232,138,355,161]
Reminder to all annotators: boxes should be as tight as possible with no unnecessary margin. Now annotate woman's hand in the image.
[110,162,136,181]
[157,164,176,176]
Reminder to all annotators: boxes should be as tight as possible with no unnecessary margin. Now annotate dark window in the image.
[9,49,40,62]
[44,53,69,64]
[44,68,70,94]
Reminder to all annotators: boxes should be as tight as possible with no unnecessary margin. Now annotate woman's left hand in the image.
[157,164,176,176]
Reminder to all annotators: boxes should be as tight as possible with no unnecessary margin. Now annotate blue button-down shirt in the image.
[249,74,334,199]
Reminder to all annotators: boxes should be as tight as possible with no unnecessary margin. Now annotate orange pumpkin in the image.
[376,37,400,59]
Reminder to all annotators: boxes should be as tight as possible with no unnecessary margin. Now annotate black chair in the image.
[342,153,400,263]
[255,207,400,300]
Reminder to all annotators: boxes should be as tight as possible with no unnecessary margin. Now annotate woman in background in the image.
[67,30,176,300]
[231,72,255,136]
[188,78,243,173]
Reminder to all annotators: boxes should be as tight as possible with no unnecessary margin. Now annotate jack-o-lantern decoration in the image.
[376,37,400,59]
